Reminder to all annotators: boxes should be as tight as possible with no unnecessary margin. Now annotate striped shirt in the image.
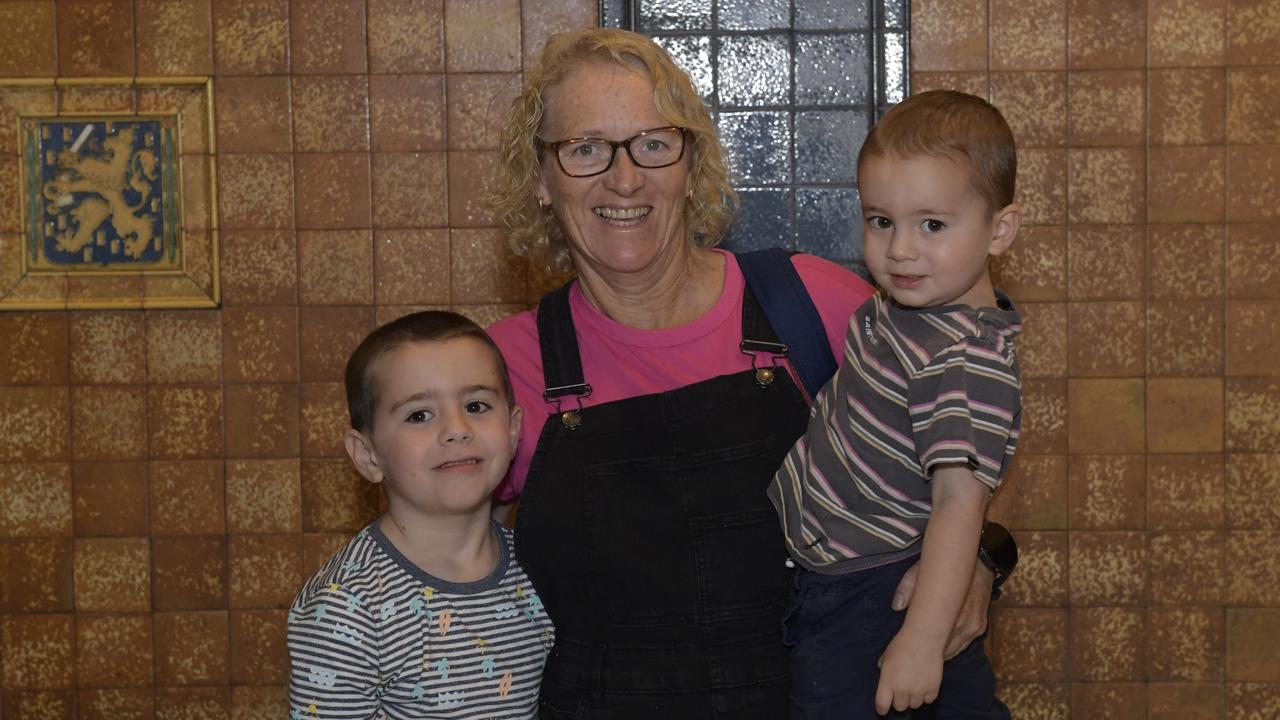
[288,521,554,719]
[769,291,1022,574]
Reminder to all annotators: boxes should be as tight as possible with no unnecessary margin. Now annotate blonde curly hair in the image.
[492,28,738,275]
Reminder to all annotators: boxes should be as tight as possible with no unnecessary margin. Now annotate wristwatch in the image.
[978,521,1018,600]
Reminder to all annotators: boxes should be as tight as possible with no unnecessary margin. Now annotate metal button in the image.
[755,367,775,387]
[561,410,581,429]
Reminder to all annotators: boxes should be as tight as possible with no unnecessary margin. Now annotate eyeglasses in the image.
[540,126,688,178]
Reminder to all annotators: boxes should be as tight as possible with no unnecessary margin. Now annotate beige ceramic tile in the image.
[1226,378,1280,453]
[1020,378,1069,454]
[74,537,151,612]
[298,306,372,383]
[297,230,374,305]
[215,76,292,154]
[213,0,288,74]
[76,614,153,687]
[447,151,501,227]
[0,2,55,76]
[1148,0,1227,66]
[370,75,446,152]
[990,72,1067,148]
[990,455,1069,531]
[1070,683,1148,718]
[1149,454,1225,530]
[71,386,146,461]
[1227,0,1280,65]
[0,387,69,462]
[1,614,75,689]
[301,383,347,458]
[990,607,1069,681]
[136,0,214,76]
[371,153,449,228]
[0,314,67,386]
[368,0,444,73]
[73,462,146,537]
[374,229,450,305]
[1226,453,1280,530]
[56,0,134,76]
[226,460,301,534]
[147,386,223,459]
[1226,609,1280,681]
[291,76,370,153]
[1148,683,1225,719]
[217,154,294,230]
[219,230,298,306]
[1068,225,1146,301]
[301,459,380,533]
[1225,531,1280,606]
[1068,455,1146,529]
[229,610,288,685]
[153,611,229,685]
[1149,224,1225,300]
[1148,301,1225,377]
[1068,70,1145,146]
[1069,531,1147,605]
[910,71,989,98]
[1068,148,1146,224]
[1227,145,1280,222]
[910,0,988,72]
[1068,0,1146,69]
[149,460,225,535]
[991,226,1068,302]
[1069,379,1145,454]
[991,0,1066,70]
[1149,146,1226,223]
[290,0,367,74]
[1226,301,1280,375]
[294,154,372,230]
[0,463,71,537]
[444,0,520,72]
[1147,378,1224,453]
[228,535,301,609]
[446,74,523,150]
[1227,224,1280,299]
[0,537,73,613]
[146,311,222,384]
[1070,607,1146,681]
[222,307,299,384]
[224,384,300,459]
[1068,302,1146,377]
[1149,68,1226,146]
[1149,531,1225,605]
[1017,149,1068,224]
[998,531,1069,606]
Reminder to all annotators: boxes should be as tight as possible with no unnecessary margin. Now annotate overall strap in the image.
[735,248,838,398]
[536,281,592,404]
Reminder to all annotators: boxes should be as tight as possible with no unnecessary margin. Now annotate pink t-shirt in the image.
[487,249,876,502]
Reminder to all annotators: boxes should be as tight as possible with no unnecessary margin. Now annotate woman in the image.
[488,28,997,718]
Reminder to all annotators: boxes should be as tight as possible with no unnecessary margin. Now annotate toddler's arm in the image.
[875,463,988,715]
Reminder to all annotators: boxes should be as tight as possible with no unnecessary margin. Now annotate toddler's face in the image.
[858,153,1013,309]
[359,338,520,518]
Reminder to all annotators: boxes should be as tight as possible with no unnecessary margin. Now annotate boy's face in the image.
[344,337,521,519]
[858,152,1018,309]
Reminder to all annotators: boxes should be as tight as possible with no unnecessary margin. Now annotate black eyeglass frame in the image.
[539,126,689,178]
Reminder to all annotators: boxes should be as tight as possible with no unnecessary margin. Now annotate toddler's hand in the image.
[875,631,942,715]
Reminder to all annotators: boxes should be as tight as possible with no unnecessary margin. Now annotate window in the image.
[602,0,909,273]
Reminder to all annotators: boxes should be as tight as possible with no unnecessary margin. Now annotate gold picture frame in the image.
[0,76,218,310]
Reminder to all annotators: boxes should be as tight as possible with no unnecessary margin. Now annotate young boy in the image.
[288,311,554,719]
[769,89,1022,719]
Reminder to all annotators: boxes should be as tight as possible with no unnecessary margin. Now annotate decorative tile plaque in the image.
[1,77,218,309]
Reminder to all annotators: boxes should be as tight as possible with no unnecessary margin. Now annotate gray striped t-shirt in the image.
[288,521,554,719]
[769,291,1022,575]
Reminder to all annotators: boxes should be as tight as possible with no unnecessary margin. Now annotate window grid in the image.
[600,0,909,271]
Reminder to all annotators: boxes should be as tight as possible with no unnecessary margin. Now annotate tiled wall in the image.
[0,1,593,717]
[1,0,1277,718]
[911,0,1280,717]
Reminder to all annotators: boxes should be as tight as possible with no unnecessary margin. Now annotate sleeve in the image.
[287,579,382,719]
[907,337,1021,491]
[487,309,545,503]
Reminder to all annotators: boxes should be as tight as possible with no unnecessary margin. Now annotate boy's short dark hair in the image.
[858,89,1017,216]
[344,311,514,434]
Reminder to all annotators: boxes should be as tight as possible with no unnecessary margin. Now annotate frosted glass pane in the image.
[637,0,711,31]
[719,112,792,184]
[882,32,906,105]
[724,189,792,251]
[882,0,908,28]
[653,35,714,101]
[795,110,870,183]
[718,0,789,30]
[717,35,791,107]
[796,33,871,106]
[796,187,863,262]
[796,0,872,29]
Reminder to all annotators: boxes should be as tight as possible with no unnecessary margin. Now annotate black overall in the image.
[516,276,813,719]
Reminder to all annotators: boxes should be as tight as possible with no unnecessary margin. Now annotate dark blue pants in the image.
[782,555,1011,720]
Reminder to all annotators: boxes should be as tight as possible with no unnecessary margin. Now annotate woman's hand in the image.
[891,557,995,659]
